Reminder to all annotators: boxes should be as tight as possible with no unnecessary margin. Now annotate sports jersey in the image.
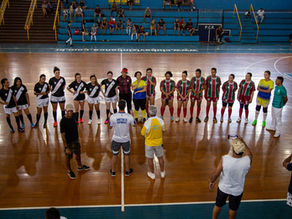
[238,80,255,97]
[142,76,156,96]
[0,88,16,108]
[68,80,87,100]
[222,81,238,103]
[190,77,205,97]
[141,116,165,147]
[109,112,135,143]
[49,76,66,97]
[205,76,221,98]
[34,82,50,99]
[160,79,175,97]
[272,85,287,109]
[86,82,101,98]
[257,79,274,100]
[132,80,146,99]
[12,85,28,105]
[117,75,132,95]
[176,79,191,96]
[101,79,117,98]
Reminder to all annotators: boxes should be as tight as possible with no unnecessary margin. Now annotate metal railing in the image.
[24,0,37,40]
[233,3,242,41]
[0,0,10,26]
[250,3,259,40]
[53,0,61,41]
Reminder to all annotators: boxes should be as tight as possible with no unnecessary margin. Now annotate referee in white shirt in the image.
[209,136,253,219]
[109,100,136,176]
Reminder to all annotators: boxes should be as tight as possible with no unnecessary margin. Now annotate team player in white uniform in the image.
[34,74,50,128]
[49,66,66,127]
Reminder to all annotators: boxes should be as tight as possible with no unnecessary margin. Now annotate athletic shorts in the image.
[17,104,28,110]
[133,98,146,110]
[112,140,130,155]
[287,192,292,207]
[145,145,163,158]
[105,95,117,103]
[161,95,174,101]
[37,98,49,108]
[177,96,189,102]
[222,101,234,107]
[73,97,85,102]
[3,106,18,115]
[215,188,243,211]
[238,96,251,105]
[88,96,100,105]
[65,140,81,159]
[256,96,270,108]
[50,95,66,103]
[206,97,219,102]
[190,95,202,101]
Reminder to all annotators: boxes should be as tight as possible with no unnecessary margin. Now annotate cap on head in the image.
[122,68,128,73]
[65,104,74,111]
[232,139,245,154]
[149,106,157,116]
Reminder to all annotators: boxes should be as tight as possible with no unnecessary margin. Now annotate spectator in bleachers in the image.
[63,7,69,21]
[47,1,54,17]
[81,19,86,42]
[111,2,118,17]
[115,19,123,33]
[174,18,179,35]
[150,18,157,36]
[163,0,172,9]
[127,0,134,10]
[96,18,102,33]
[144,7,152,23]
[178,17,186,35]
[215,26,224,43]
[177,0,183,11]
[65,21,72,46]
[69,4,73,22]
[101,17,108,34]
[126,18,132,35]
[94,5,102,22]
[245,10,251,19]
[117,7,125,22]
[42,0,48,17]
[74,5,83,22]
[257,8,265,24]
[138,25,146,42]
[158,19,166,35]
[79,0,87,10]
[186,19,195,36]
[190,0,196,12]
[71,0,77,9]
[91,23,97,41]
[109,17,116,34]
[131,25,138,41]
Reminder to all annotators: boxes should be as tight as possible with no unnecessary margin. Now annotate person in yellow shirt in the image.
[132,71,147,123]
[141,105,166,180]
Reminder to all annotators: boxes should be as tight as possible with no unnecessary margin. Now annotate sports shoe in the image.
[10,128,15,133]
[220,117,223,123]
[262,121,266,128]
[204,117,209,122]
[77,165,90,171]
[97,119,101,124]
[80,118,84,123]
[104,119,109,124]
[21,123,25,129]
[274,133,280,138]
[252,120,257,126]
[183,118,188,123]
[88,119,92,125]
[160,171,166,178]
[236,118,241,123]
[18,127,24,132]
[53,121,57,127]
[196,117,201,123]
[244,119,248,124]
[228,118,232,123]
[67,171,76,179]
[189,117,193,123]
[30,122,35,128]
[213,117,217,123]
[175,118,180,122]
[125,168,133,176]
[110,169,116,176]
[170,116,174,121]
[147,171,155,180]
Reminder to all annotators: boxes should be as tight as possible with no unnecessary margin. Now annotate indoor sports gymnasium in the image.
[0,0,292,218]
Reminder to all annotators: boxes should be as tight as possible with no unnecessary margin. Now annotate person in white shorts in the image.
[34,74,50,128]
[101,71,118,124]
[0,78,24,133]
[283,153,292,207]
[141,105,166,180]
[12,77,34,128]
[86,75,104,125]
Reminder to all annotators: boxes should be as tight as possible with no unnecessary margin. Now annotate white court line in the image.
[0,199,286,211]
[273,56,292,82]
[121,149,125,212]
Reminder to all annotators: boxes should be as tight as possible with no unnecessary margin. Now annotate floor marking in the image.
[273,56,292,81]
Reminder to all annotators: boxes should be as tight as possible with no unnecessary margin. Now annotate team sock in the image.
[177,107,181,117]
[6,117,14,130]
[44,112,48,124]
[160,106,165,116]
[196,106,201,118]
[27,113,33,123]
[190,106,194,117]
[80,110,84,119]
[96,110,100,119]
[134,110,139,118]
[15,116,21,129]
[228,108,232,119]
[53,111,57,122]
[169,107,174,117]
[19,114,24,125]
[89,110,93,120]
[183,108,187,118]
[142,110,146,119]
[206,104,211,117]
[61,110,65,118]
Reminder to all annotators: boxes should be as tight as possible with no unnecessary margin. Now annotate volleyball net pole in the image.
[121,148,125,212]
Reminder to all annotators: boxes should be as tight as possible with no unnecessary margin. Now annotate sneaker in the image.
[125,168,133,176]
[10,128,15,133]
[213,117,217,123]
[97,119,101,124]
[67,171,76,179]
[21,123,25,129]
[175,118,180,122]
[262,121,266,128]
[110,169,116,176]
[252,120,257,126]
[204,117,209,122]
[189,117,193,123]
[236,118,241,123]
[244,119,248,124]
[18,127,24,132]
[88,119,92,125]
[170,116,174,121]
[77,165,90,171]
[228,118,232,123]
[53,121,57,127]
[104,119,109,124]
[183,118,188,123]
[80,118,84,123]
[220,117,223,123]
[274,133,280,138]
[31,122,35,128]
[160,171,166,178]
[196,117,201,123]
[147,171,155,180]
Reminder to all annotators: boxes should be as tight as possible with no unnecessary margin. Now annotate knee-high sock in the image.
[145,103,149,115]
[213,105,217,118]
[44,112,48,124]
[239,107,243,118]
[6,117,14,130]
[53,111,57,122]
[206,104,211,117]
[89,110,93,120]
[221,107,226,118]
[36,114,41,124]
[245,109,249,119]
[196,106,201,118]
[177,107,181,117]
[190,106,194,117]
[160,106,165,116]
[142,110,146,118]
[80,110,84,119]
[106,109,110,120]
[61,110,65,118]
[183,108,187,118]
[27,113,33,123]
[228,108,232,118]
[19,114,24,124]
[96,110,100,119]
[169,107,174,116]
[134,110,139,118]
[15,116,21,129]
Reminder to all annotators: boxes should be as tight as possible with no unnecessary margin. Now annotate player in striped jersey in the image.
[236,73,255,124]
[204,68,221,123]
[160,71,175,121]
[220,74,238,123]
[142,68,156,117]
[189,69,205,123]
[176,71,191,123]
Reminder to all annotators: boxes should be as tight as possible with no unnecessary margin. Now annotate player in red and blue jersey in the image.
[160,71,175,121]
[176,71,191,123]
[204,68,221,123]
[220,74,238,123]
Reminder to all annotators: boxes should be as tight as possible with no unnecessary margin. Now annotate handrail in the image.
[250,3,259,40]
[24,0,37,40]
[233,3,242,41]
[53,0,61,41]
[0,0,10,26]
